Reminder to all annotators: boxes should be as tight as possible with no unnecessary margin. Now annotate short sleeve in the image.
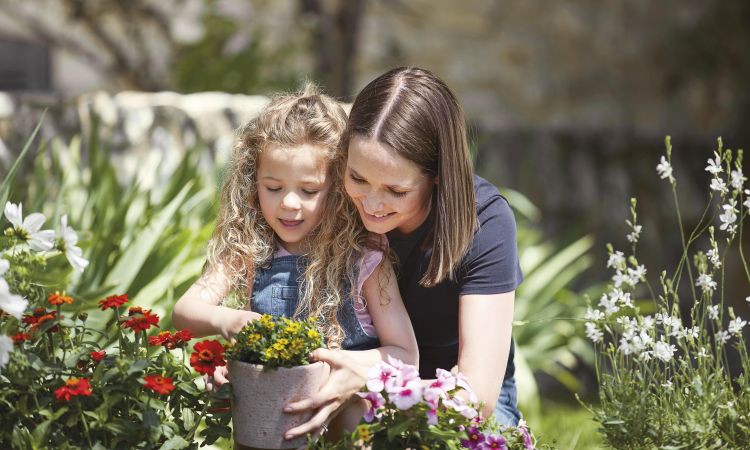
[459,195,523,295]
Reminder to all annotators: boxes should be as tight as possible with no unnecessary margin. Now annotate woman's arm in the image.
[457,291,515,417]
[282,261,419,439]
[172,265,260,339]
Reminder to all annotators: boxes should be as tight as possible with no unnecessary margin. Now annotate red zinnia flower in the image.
[174,329,193,344]
[98,294,129,310]
[54,377,92,401]
[22,307,48,326]
[190,340,226,375]
[121,306,159,332]
[149,329,193,349]
[48,291,74,306]
[90,350,106,362]
[144,374,175,395]
[11,332,31,343]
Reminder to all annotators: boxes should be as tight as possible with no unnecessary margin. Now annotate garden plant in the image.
[584,137,750,448]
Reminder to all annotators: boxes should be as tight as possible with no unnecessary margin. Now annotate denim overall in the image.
[250,255,380,350]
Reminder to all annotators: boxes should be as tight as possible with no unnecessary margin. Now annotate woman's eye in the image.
[349,173,366,184]
[265,186,281,192]
[302,189,319,195]
[389,190,408,198]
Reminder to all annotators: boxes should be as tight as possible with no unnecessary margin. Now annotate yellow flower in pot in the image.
[226,315,327,449]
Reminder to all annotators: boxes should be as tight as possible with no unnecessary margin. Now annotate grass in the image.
[530,396,603,450]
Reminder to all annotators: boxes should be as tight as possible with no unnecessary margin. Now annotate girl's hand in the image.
[282,348,367,440]
[204,365,230,392]
[216,309,261,340]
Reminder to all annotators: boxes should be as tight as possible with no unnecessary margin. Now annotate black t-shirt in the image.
[387,175,523,380]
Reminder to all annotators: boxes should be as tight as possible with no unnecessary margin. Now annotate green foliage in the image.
[226,315,323,369]
[0,234,230,449]
[2,113,217,325]
[503,188,598,417]
[584,138,750,448]
[173,13,300,94]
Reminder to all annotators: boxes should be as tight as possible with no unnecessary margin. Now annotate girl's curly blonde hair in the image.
[207,83,381,348]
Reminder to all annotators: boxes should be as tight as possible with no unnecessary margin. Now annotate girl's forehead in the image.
[258,143,330,180]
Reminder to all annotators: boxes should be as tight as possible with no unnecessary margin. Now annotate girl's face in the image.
[345,136,435,235]
[257,143,330,254]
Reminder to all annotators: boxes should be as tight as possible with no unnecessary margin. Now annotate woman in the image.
[283,66,523,440]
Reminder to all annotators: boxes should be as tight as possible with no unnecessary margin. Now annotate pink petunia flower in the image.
[366,362,396,393]
[443,395,478,419]
[356,390,385,422]
[389,378,423,410]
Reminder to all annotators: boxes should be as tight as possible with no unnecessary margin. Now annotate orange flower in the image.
[48,291,73,306]
[54,377,92,401]
[23,308,60,332]
[11,332,31,343]
[144,374,175,395]
[98,294,129,310]
[148,329,193,349]
[190,340,226,375]
[121,306,159,332]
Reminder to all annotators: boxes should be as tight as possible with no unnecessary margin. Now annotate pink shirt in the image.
[273,245,382,337]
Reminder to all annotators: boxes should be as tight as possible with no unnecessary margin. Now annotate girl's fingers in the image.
[283,400,338,440]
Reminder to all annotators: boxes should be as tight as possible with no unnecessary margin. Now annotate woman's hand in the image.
[203,365,230,392]
[282,348,367,440]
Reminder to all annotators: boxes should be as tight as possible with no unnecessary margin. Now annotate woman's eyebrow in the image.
[349,167,411,191]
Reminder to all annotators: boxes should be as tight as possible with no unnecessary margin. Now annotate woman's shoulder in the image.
[472,175,514,224]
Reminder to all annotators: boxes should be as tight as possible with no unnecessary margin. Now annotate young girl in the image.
[172,84,418,439]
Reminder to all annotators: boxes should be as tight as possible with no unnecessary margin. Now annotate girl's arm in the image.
[282,260,418,440]
[172,265,260,339]
[457,291,515,417]
[340,260,419,367]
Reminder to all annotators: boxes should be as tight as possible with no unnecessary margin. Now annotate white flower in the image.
[706,248,721,268]
[656,156,675,183]
[696,273,717,293]
[0,335,13,372]
[4,202,55,251]
[607,251,625,270]
[710,178,728,194]
[728,317,747,336]
[0,278,28,320]
[627,265,647,285]
[57,215,89,272]
[746,296,750,304]
[662,380,673,390]
[641,315,655,331]
[678,326,700,340]
[612,270,628,288]
[610,288,633,308]
[626,225,642,243]
[653,339,676,362]
[745,190,750,210]
[715,330,730,344]
[598,293,619,316]
[585,322,603,343]
[585,307,605,322]
[730,169,746,190]
[705,152,723,175]
[719,200,737,232]
[708,305,720,320]
[697,347,709,358]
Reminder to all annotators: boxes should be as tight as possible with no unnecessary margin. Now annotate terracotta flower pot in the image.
[229,360,330,449]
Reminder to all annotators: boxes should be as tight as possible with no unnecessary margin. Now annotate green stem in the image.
[77,401,93,448]
[671,186,698,302]
[187,397,210,441]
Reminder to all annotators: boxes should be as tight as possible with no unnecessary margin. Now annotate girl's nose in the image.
[363,194,384,213]
[281,192,302,210]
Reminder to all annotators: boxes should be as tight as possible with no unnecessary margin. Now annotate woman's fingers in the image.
[213,366,230,386]
[283,399,339,440]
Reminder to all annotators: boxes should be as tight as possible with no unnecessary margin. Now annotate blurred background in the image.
[2,1,750,448]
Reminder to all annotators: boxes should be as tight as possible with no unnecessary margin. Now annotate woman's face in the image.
[345,136,435,235]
